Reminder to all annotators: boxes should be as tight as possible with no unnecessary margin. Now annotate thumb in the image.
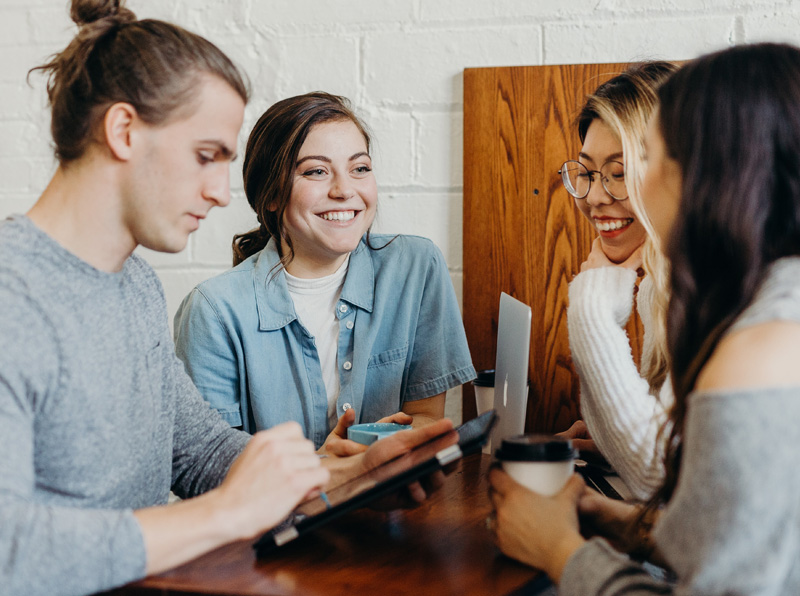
[559,473,586,504]
[332,408,356,438]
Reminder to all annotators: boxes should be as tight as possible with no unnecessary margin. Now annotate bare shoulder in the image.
[695,321,800,392]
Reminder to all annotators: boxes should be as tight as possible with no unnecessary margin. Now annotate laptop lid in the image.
[492,292,532,445]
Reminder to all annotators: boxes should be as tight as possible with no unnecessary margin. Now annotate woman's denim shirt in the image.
[173,234,476,448]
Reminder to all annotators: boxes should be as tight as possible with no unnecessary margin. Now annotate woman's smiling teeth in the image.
[594,217,633,232]
[320,210,356,222]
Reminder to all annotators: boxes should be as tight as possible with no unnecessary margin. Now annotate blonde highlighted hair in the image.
[577,61,678,393]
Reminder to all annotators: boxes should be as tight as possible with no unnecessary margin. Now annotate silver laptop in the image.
[491,292,532,446]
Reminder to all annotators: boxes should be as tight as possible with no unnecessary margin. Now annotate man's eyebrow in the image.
[296,155,332,166]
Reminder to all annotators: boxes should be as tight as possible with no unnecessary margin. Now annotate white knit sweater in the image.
[567,266,672,500]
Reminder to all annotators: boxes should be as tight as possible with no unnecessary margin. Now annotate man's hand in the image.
[135,421,328,575]
[215,422,330,540]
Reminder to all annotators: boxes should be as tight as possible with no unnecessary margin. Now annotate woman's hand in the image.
[578,490,655,557]
[321,417,457,508]
[318,409,414,457]
[363,418,456,507]
[555,419,598,454]
[489,469,586,583]
[581,237,644,273]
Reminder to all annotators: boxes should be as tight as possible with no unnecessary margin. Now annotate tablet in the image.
[254,410,497,557]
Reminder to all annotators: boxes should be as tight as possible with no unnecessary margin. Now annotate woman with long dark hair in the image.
[174,92,475,455]
[490,43,800,594]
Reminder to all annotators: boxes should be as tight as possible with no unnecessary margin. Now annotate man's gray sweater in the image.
[0,215,249,596]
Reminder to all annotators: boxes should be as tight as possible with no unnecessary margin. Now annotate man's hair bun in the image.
[70,0,136,27]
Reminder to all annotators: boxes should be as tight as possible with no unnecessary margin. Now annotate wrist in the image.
[202,486,251,543]
[322,451,365,489]
[546,532,586,583]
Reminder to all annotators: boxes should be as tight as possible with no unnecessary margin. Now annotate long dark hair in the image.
[654,43,800,506]
[234,92,374,268]
[30,0,248,165]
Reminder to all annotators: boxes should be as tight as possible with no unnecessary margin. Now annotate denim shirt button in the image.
[343,361,352,371]
[338,304,348,313]
[346,320,354,330]
[342,402,352,411]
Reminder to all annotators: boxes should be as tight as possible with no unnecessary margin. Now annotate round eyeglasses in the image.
[558,160,628,201]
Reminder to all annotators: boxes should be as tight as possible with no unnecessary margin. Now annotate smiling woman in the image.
[558,61,678,500]
[568,119,646,262]
[174,92,476,454]
[491,42,800,596]
[281,119,378,277]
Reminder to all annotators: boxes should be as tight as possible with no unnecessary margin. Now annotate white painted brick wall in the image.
[2,0,799,422]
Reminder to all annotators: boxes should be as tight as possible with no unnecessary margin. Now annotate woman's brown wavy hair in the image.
[233,92,374,268]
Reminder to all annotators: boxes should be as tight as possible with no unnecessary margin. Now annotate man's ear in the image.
[103,102,138,161]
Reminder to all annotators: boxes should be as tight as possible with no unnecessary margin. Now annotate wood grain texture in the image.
[104,455,540,596]
[463,63,644,434]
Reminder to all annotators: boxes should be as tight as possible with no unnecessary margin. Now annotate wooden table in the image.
[107,454,544,596]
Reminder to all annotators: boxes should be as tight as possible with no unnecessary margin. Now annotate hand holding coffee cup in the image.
[495,435,577,497]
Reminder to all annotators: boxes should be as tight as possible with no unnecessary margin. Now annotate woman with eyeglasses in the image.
[557,62,677,500]
[490,42,800,595]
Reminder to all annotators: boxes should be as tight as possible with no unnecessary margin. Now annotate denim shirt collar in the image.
[253,236,374,331]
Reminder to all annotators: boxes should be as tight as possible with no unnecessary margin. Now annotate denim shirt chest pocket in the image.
[363,343,409,415]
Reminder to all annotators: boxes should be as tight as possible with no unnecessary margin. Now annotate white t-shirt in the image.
[285,256,350,429]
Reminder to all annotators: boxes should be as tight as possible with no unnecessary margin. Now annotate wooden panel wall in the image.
[462,63,644,434]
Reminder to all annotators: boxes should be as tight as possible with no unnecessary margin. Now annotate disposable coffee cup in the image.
[472,370,495,454]
[495,435,577,497]
[473,369,495,416]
